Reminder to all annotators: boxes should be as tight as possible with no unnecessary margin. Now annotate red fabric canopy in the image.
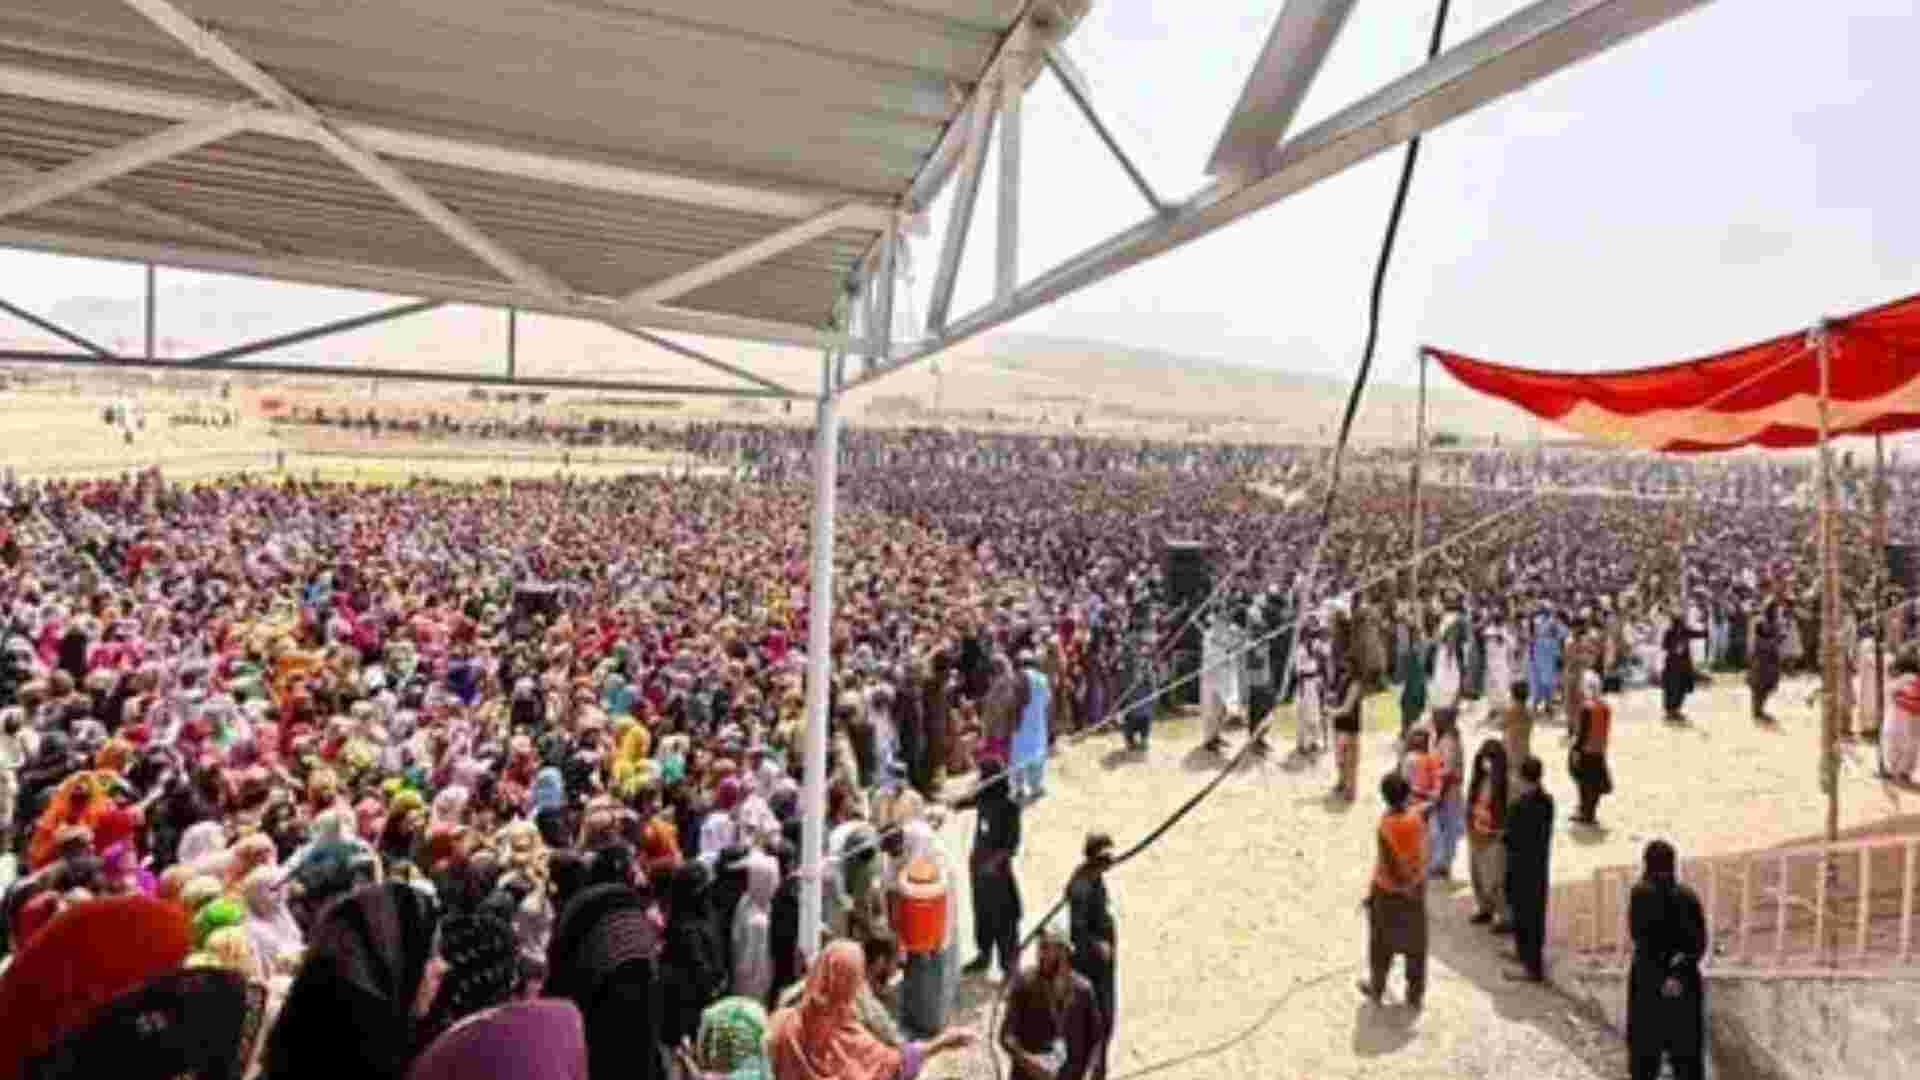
[1426,291,1920,453]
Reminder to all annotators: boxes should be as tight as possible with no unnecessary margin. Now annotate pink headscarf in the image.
[766,941,902,1080]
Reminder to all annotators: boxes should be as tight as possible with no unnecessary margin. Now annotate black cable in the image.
[1317,0,1453,529]
[972,4,1454,1076]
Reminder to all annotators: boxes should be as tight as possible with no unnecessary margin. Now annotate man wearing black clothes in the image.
[1502,754,1555,983]
[1245,604,1275,756]
[1067,832,1118,1080]
[959,619,991,702]
[957,756,1023,980]
[1267,589,1295,705]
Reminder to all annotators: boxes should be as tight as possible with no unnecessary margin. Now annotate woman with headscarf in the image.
[176,819,230,872]
[0,894,194,1080]
[765,940,973,1080]
[419,913,522,1043]
[25,771,116,871]
[408,999,588,1080]
[730,848,779,1005]
[1463,737,1509,928]
[658,861,727,1051]
[1627,839,1707,1080]
[260,881,440,1080]
[241,865,306,977]
[611,721,655,798]
[543,884,666,1080]
[27,969,270,1080]
[280,808,377,919]
[701,778,742,858]
[679,996,772,1080]
[532,767,571,849]
[1882,649,1920,781]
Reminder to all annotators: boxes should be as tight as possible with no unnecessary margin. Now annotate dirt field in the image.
[919,673,1901,1080]
[5,384,1893,1077]
[0,390,731,482]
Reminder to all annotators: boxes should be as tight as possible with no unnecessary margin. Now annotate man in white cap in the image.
[1000,911,1107,1080]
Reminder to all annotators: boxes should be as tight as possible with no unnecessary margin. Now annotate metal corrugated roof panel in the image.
[0,0,1003,197]
[102,132,503,280]
[0,0,1055,348]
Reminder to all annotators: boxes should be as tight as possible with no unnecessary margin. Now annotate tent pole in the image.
[797,347,841,965]
[1411,347,1426,607]
[1816,324,1840,969]
[1818,327,1839,842]
[1875,432,1888,769]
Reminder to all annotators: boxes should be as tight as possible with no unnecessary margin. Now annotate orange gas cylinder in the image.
[891,854,947,954]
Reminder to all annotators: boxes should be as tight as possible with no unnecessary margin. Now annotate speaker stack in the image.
[1164,540,1216,705]
[513,582,561,621]
[1887,543,1918,594]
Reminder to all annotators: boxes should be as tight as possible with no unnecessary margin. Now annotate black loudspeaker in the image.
[1888,544,1919,593]
[513,582,561,621]
[1164,541,1215,609]
[1164,541,1215,705]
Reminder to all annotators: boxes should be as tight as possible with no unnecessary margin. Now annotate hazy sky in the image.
[2,1,1916,394]
[924,0,1920,386]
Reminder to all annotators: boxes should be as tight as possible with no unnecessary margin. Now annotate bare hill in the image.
[4,281,1532,443]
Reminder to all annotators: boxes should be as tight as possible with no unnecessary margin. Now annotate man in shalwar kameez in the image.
[1528,608,1566,717]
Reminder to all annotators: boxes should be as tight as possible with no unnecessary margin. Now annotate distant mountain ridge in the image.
[4,278,1528,439]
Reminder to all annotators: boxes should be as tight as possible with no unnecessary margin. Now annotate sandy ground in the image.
[917,672,1903,1080]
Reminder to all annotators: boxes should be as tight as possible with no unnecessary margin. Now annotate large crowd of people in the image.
[277,401,1920,513]
[0,419,1914,1080]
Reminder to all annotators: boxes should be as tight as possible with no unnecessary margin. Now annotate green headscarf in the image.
[192,895,245,948]
[697,996,770,1080]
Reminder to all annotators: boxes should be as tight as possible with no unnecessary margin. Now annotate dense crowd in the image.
[0,421,1913,1080]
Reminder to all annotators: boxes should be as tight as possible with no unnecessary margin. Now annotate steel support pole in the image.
[507,307,518,380]
[927,99,994,333]
[143,263,156,360]
[996,68,1022,303]
[1875,432,1888,759]
[1411,347,1427,606]
[797,348,841,962]
[1817,328,1839,846]
[874,226,897,366]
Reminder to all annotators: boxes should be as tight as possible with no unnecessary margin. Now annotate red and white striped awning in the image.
[1426,292,1920,453]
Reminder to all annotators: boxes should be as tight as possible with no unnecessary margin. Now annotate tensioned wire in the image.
[968,2,1458,1075]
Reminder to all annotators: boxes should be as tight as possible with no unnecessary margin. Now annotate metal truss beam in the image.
[623,205,871,308]
[853,0,1711,392]
[0,227,858,352]
[0,349,789,399]
[1205,0,1358,183]
[1045,49,1165,214]
[0,297,114,357]
[191,299,444,365]
[904,0,1085,214]
[995,47,1023,304]
[604,323,805,398]
[872,226,897,365]
[0,65,894,227]
[926,94,995,333]
[0,106,260,222]
[122,0,574,301]
[0,157,272,254]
